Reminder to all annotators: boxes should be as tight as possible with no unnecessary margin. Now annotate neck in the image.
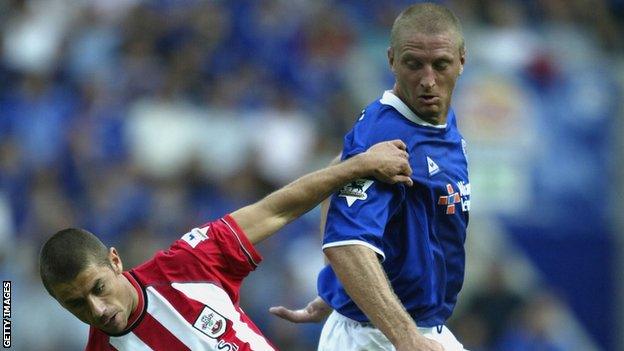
[420,111,447,126]
[123,273,139,317]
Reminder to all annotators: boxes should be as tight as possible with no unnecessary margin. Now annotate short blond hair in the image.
[390,3,464,53]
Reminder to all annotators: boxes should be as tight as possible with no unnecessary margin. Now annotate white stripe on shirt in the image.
[172,282,275,351]
[146,287,218,350]
[109,331,153,351]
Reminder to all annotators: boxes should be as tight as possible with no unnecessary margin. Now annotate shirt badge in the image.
[193,306,227,339]
[339,179,374,207]
[181,226,209,248]
[427,156,440,176]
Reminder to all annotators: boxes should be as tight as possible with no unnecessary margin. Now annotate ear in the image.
[109,247,123,274]
[387,47,396,74]
[458,47,466,75]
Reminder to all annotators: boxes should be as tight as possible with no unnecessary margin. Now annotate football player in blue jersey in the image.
[271,3,470,351]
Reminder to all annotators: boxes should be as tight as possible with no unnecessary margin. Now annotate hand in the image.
[361,140,413,186]
[269,296,332,323]
[396,335,445,351]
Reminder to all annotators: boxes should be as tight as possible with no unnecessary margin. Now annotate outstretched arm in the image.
[230,140,412,244]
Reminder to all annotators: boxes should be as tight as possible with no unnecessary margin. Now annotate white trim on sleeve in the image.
[322,240,386,261]
[220,218,260,267]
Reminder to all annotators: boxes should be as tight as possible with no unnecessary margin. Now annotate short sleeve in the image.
[322,171,405,261]
[342,115,372,158]
[176,215,263,282]
[207,215,263,278]
[323,114,406,259]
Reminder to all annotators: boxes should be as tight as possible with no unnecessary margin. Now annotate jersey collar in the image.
[117,271,146,334]
[380,90,447,129]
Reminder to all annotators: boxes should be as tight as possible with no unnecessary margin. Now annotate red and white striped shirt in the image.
[85,215,276,351]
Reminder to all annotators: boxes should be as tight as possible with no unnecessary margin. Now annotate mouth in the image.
[418,95,439,105]
[102,312,118,327]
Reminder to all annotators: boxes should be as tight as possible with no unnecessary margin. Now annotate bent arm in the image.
[324,245,438,350]
[230,141,411,244]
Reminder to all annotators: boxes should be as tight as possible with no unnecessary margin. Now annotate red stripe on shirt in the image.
[132,313,190,351]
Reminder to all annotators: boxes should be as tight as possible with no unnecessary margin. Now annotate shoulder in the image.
[356,98,410,133]
[131,222,224,284]
[343,95,417,156]
[134,216,260,285]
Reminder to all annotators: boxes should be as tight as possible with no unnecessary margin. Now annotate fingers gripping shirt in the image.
[318,90,470,327]
[85,215,276,351]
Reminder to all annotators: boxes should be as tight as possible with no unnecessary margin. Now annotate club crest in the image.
[193,306,227,339]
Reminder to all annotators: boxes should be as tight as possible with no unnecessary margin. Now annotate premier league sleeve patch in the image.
[193,306,228,339]
[338,179,374,207]
[181,226,209,248]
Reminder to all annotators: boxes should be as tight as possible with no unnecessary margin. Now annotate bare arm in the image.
[324,245,444,351]
[319,154,341,254]
[230,141,412,244]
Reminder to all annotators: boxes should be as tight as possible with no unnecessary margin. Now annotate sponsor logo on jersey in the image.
[338,179,374,207]
[456,180,471,212]
[193,306,227,339]
[427,156,440,176]
[461,139,467,157]
[217,340,239,350]
[438,181,470,214]
[181,226,210,248]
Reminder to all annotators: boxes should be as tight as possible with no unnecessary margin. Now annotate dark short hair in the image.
[390,3,465,53]
[39,228,111,297]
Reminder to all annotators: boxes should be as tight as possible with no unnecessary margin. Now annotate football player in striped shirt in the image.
[39,140,412,351]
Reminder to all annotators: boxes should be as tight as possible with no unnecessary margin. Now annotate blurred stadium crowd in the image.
[1,0,623,350]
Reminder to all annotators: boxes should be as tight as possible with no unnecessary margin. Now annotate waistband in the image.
[331,311,445,334]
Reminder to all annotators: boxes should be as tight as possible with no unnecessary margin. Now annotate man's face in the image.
[388,30,465,123]
[51,249,134,334]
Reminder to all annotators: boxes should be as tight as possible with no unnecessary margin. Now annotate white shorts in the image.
[318,311,467,351]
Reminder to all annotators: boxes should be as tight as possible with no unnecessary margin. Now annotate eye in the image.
[403,59,421,70]
[94,283,105,295]
[434,61,450,71]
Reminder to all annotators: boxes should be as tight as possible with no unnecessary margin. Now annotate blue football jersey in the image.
[318,90,470,327]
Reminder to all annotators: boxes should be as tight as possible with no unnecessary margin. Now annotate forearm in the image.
[325,245,422,347]
[231,140,411,244]
[231,154,370,243]
[262,155,368,224]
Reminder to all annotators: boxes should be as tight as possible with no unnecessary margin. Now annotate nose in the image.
[87,296,107,320]
[419,66,436,89]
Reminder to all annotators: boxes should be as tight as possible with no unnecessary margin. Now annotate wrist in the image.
[393,332,429,349]
[350,152,371,178]
[385,321,422,346]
